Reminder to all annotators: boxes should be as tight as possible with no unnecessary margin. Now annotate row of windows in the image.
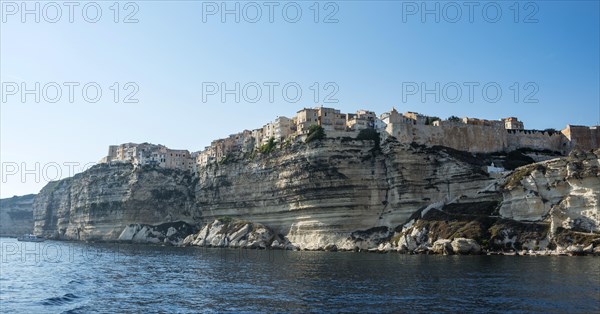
[170,153,189,157]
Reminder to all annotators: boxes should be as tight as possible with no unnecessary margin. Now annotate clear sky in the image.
[1,0,599,198]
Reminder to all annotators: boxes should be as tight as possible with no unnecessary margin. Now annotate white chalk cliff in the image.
[32,138,600,253]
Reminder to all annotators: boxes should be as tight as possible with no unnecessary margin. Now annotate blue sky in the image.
[1,0,599,197]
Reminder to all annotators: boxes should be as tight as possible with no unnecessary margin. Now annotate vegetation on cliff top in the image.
[356,128,381,151]
[356,128,380,142]
[259,137,277,154]
[305,125,325,143]
[504,163,546,189]
[425,116,440,125]
[217,216,233,224]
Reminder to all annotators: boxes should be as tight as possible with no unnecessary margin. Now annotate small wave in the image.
[67,280,83,285]
[41,293,80,306]
[61,305,91,314]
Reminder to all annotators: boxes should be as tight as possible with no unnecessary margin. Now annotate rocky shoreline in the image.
[20,215,599,256]
[105,218,600,256]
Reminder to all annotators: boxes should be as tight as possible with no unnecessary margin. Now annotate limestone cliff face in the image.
[33,163,196,240]
[500,149,600,234]
[193,139,495,250]
[388,149,600,254]
[0,194,35,236]
[32,139,599,252]
[33,139,494,246]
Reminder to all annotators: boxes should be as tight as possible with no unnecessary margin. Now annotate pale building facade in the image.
[462,117,504,128]
[296,108,319,134]
[101,143,193,171]
[347,110,376,131]
[317,107,347,131]
[273,116,295,141]
[503,117,525,130]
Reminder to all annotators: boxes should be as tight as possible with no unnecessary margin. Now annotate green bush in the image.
[447,115,461,122]
[219,154,232,164]
[425,116,440,125]
[306,125,325,143]
[282,138,293,149]
[356,128,380,142]
[218,216,233,224]
[357,128,381,151]
[259,137,277,154]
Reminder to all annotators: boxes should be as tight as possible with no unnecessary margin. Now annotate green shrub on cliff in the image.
[447,115,461,122]
[219,154,232,164]
[306,125,325,143]
[356,128,380,142]
[218,216,233,224]
[282,137,293,149]
[259,137,277,154]
[504,164,544,189]
[425,116,440,125]
[356,128,381,151]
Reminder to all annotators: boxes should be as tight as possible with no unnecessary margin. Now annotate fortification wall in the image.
[565,126,600,152]
[386,123,507,153]
[436,124,507,153]
[385,121,600,154]
[506,129,564,153]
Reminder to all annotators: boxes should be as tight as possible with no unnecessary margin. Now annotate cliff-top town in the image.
[100,106,600,172]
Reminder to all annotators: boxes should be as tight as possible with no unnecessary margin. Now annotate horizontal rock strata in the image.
[31,139,600,254]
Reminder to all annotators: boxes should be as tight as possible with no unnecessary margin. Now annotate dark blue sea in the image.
[0,238,598,313]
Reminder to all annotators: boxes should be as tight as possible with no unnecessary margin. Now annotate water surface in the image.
[1,238,598,313]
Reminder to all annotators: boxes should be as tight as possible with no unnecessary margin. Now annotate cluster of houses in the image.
[99,142,194,171]
[195,108,389,166]
[99,106,599,172]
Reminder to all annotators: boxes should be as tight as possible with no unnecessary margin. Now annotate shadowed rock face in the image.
[0,194,35,236]
[33,163,197,241]
[32,139,599,252]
